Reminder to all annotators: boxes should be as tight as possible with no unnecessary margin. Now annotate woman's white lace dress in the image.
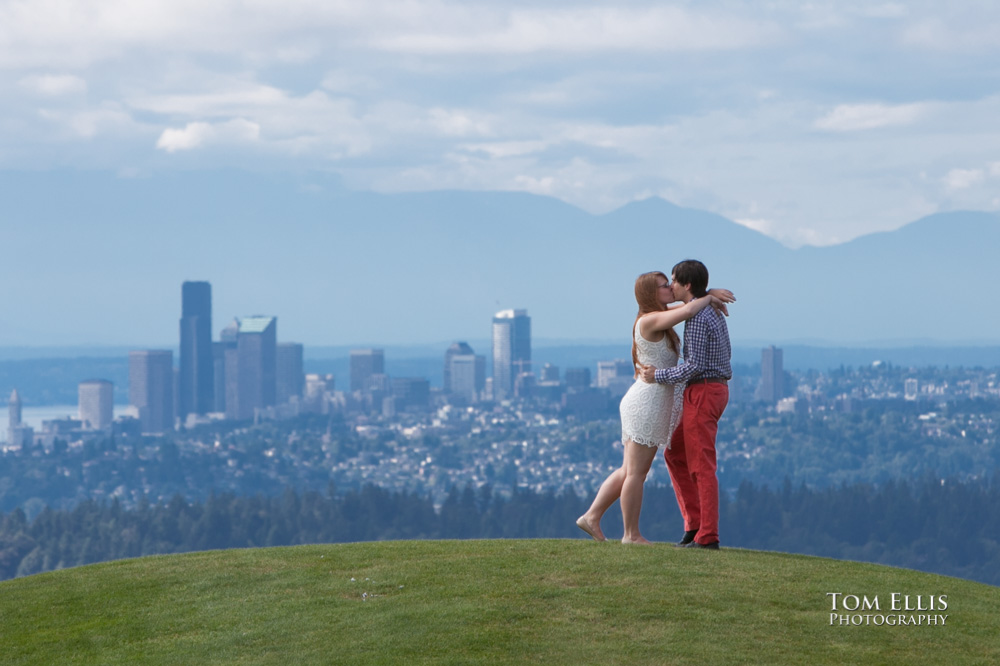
[619,322,684,449]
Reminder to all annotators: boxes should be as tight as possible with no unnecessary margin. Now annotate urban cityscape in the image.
[3,284,1000,589]
[8,280,996,451]
[4,280,998,509]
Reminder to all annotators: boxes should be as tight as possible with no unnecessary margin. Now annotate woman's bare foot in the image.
[576,515,606,542]
[621,536,653,545]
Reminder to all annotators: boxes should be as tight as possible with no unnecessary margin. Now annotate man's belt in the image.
[690,377,728,385]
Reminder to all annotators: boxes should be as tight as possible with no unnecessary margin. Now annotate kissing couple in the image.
[576,259,734,549]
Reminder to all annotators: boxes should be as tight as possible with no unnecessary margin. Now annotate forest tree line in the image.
[1,475,997,586]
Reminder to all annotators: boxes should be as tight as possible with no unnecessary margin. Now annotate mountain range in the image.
[3,169,998,347]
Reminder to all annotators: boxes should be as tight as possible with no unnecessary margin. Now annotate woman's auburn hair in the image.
[631,271,679,376]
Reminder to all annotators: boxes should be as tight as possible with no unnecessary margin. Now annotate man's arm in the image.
[654,313,711,384]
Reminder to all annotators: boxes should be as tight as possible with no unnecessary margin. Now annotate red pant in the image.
[664,382,729,545]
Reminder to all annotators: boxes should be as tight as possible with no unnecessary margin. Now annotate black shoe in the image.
[676,530,698,547]
[683,540,720,550]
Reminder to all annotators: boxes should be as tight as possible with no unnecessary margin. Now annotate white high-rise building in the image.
[444,342,485,402]
[79,379,114,430]
[492,309,530,400]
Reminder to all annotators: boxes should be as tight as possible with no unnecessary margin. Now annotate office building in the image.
[8,388,20,428]
[444,342,485,402]
[757,345,786,403]
[350,349,385,392]
[492,309,531,399]
[129,350,174,434]
[444,342,474,393]
[179,281,214,418]
[391,377,431,411]
[303,373,335,412]
[6,389,33,450]
[597,359,633,388]
[225,316,277,421]
[564,367,592,389]
[540,364,560,383]
[450,355,486,403]
[213,319,239,413]
[79,379,113,430]
[277,342,305,404]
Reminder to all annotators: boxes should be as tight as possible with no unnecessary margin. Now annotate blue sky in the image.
[4,0,999,249]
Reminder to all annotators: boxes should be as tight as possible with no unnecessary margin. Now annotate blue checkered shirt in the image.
[654,305,732,385]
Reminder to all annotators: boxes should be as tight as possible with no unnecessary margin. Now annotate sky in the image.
[3,0,1000,249]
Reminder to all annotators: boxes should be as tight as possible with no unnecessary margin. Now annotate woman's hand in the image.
[708,288,736,303]
[706,295,729,316]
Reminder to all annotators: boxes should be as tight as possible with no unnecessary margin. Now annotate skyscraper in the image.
[214,318,239,414]
[444,342,485,402]
[129,350,174,434]
[225,316,277,421]
[8,389,21,432]
[443,342,474,393]
[757,345,785,403]
[350,349,385,392]
[179,281,214,418]
[6,389,33,451]
[492,309,531,399]
[277,342,305,404]
[78,379,113,430]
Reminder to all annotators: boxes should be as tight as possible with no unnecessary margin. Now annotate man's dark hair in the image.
[672,259,709,298]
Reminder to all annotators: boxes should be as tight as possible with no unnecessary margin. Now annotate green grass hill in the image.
[1,540,997,665]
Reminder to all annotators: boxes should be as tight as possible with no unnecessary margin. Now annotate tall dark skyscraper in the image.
[179,281,214,418]
[492,309,531,399]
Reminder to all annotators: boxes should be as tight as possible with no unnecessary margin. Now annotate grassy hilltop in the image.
[1,540,997,665]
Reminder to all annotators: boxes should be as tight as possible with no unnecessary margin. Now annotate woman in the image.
[576,272,733,544]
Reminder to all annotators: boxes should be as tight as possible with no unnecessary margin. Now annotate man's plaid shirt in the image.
[654,305,732,385]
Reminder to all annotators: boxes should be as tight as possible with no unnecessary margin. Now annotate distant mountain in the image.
[2,169,998,346]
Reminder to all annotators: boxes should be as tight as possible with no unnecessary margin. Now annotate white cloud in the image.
[131,85,288,117]
[37,104,134,139]
[901,17,1000,51]
[19,74,87,96]
[814,102,926,131]
[733,217,774,234]
[321,69,381,95]
[858,3,908,19]
[156,118,260,153]
[428,108,493,137]
[459,140,549,159]
[3,0,1000,251]
[943,168,985,191]
[370,6,782,54]
[156,122,213,152]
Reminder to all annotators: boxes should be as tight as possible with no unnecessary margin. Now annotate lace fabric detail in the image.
[619,320,683,449]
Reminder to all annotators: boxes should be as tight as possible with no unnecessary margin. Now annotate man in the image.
[638,259,732,549]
